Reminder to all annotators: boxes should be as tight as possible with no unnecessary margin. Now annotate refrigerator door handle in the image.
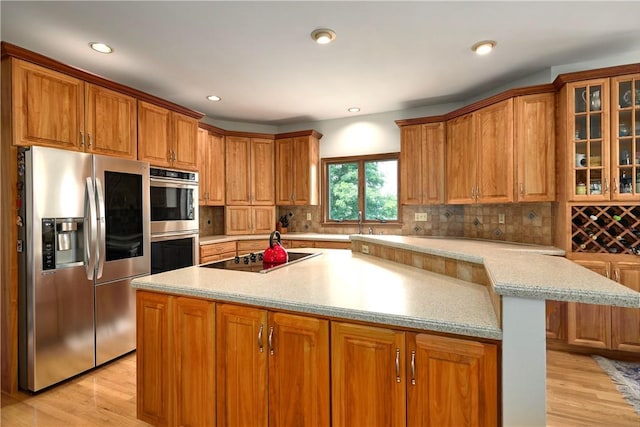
[85,177,98,280]
[95,177,106,280]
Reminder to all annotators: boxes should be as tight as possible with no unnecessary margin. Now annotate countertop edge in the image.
[131,279,502,341]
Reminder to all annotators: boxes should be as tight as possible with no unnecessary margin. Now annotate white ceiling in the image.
[2,1,640,126]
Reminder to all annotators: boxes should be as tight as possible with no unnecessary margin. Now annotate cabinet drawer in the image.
[237,240,269,254]
[316,241,350,249]
[200,241,236,259]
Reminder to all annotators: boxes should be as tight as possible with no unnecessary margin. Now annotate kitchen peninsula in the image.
[132,236,639,427]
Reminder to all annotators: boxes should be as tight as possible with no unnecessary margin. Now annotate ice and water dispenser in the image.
[41,218,84,270]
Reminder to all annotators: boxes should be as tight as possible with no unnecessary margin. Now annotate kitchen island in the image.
[132,236,639,427]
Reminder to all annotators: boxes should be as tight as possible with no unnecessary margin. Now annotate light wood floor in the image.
[1,350,638,426]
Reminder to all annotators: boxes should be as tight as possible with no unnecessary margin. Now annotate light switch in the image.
[306,213,312,221]
[498,213,505,224]
[415,213,428,221]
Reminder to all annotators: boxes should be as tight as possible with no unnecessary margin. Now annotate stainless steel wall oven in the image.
[149,167,198,234]
[149,167,199,273]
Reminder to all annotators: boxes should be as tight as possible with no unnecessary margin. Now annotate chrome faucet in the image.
[358,211,363,234]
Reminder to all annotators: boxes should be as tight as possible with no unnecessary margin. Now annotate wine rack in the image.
[571,205,640,255]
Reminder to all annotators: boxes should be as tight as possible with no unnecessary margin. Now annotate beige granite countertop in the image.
[132,248,501,340]
[134,235,639,342]
[351,235,639,308]
[199,233,350,245]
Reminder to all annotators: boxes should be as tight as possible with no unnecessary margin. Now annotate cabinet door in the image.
[400,125,424,205]
[293,136,319,205]
[407,333,498,427]
[610,75,640,200]
[197,128,210,205]
[207,133,226,205]
[331,322,406,427]
[12,59,84,150]
[226,136,252,205]
[275,138,294,205]
[171,112,198,171]
[515,93,555,201]
[446,114,476,204]
[568,260,612,349]
[268,312,330,427]
[422,123,446,204]
[174,297,216,427]
[252,138,275,205]
[216,304,268,427]
[253,206,276,234]
[476,99,514,203]
[136,291,171,426]
[85,83,137,159]
[545,300,565,340]
[567,79,610,201]
[225,206,252,235]
[138,101,171,167]
[611,262,640,352]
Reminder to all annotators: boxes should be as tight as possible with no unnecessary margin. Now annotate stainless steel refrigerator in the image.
[18,146,150,392]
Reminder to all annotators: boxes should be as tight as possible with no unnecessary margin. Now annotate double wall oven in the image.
[149,167,199,274]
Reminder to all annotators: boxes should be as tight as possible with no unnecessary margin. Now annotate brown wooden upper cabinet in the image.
[225,136,275,205]
[399,123,445,205]
[560,75,640,201]
[138,100,198,170]
[10,58,137,159]
[275,133,321,205]
[515,93,556,202]
[197,128,225,206]
[447,99,514,204]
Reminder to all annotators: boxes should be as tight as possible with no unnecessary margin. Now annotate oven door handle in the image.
[149,178,198,189]
[151,231,199,242]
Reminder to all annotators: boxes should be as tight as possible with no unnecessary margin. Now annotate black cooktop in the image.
[200,251,320,273]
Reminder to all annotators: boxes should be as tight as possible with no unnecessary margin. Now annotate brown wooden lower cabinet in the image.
[567,260,640,352]
[199,241,237,264]
[332,322,498,427]
[331,322,406,427]
[283,239,351,249]
[407,333,498,427]
[216,304,330,427]
[136,291,215,427]
[137,295,499,427]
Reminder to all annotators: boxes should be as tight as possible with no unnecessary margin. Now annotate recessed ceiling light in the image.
[88,42,113,54]
[311,28,336,45]
[206,95,221,102]
[347,107,360,113]
[471,40,496,55]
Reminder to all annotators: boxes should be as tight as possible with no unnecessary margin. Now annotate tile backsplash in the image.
[199,202,554,246]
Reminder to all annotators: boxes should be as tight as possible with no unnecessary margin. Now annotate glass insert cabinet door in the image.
[569,79,609,201]
[611,74,640,199]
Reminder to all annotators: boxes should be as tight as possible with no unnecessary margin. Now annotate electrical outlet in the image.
[306,212,312,221]
[361,244,369,254]
[415,212,428,221]
[498,213,505,224]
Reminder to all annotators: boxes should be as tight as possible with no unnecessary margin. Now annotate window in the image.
[323,153,399,224]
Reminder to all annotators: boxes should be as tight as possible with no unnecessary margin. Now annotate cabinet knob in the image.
[519,183,524,195]
[87,133,92,148]
[80,131,85,147]
[612,178,618,194]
